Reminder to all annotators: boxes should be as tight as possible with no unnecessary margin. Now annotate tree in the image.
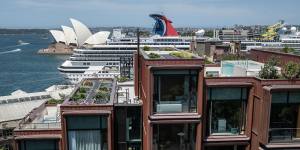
[282,61,300,80]
[259,57,280,79]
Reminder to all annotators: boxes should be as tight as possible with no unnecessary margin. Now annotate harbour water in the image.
[0,34,68,96]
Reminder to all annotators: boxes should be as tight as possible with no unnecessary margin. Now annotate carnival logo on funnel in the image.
[150,14,179,37]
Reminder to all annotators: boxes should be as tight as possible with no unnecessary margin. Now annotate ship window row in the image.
[59,66,89,69]
[282,40,300,43]
[106,42,190,45]
[83,62,91,65]
[106,62,119,65]
[74,51,134,54]
[282,44,300,47]
[72,54,132,57]
[70,58,123,61]
[68,74,117,78]
[154,39,183,42]
[60,70,85,73]
[92,47,136,50]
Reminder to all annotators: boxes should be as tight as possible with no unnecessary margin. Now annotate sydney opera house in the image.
[48,18,110,53]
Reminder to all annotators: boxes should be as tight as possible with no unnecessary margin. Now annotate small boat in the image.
[17,40,30,45]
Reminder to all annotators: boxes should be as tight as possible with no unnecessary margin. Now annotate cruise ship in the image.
[241,34,300,51]
[55,14,197,83]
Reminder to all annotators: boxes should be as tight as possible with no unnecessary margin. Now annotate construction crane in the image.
[261,20,284,40]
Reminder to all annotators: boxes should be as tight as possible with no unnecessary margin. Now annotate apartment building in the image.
[12,48,300,150]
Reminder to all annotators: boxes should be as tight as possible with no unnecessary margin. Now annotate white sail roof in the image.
[70,18,92,46]
[61,25,77,46]
[50,30,66,43]
[85,31,110,45]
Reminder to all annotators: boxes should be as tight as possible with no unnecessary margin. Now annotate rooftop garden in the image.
[117,76,130,82]
[143,46,151,51]
[148,52,161,59]
[143,46,176,52]
[67,79,115,104]
[94,82,112,104]
[169,51,194,59]
[70,81,93,102]
[281,46,295,54]
[259,56,300,80]
[70,87,88,101]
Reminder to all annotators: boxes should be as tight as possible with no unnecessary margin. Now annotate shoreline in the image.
[37,48,73,55]
[37,43,74,55]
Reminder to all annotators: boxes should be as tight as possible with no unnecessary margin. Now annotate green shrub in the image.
[117,76,129,82]
[282,46,295,53]
[47,99,64,104]
[148,53,161,59]
[99,86,109,92]
[259,57,280,79]
[282,61,300,79]
[79,87,86,93]
[71,93,85,101]
[95,91,109,100]
[170,51,193,59]
[143,46,151,51]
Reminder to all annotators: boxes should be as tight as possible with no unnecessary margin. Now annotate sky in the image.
[0,0,300,28]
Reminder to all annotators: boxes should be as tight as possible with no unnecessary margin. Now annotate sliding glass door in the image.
[66,115,108,150]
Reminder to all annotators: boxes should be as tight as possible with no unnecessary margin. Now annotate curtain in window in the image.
[68,130,101,150]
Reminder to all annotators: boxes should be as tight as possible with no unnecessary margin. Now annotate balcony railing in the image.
[154,100,197,114]
[21,122,61,129]
[269,128,300,143]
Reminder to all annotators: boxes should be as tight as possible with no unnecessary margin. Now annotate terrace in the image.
[140,47,203,60]
[17,104,61,130]
[67,78,116,105]
[116,80,140,105]
[205,60,281,77]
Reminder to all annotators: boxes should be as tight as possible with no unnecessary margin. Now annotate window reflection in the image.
[153,70,198,113]
[207,87,248,136]
[152,124,196,150]
[269,91,300,142]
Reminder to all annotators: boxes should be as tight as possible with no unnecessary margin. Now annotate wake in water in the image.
[0,49,22,55]
[0,42,30,50]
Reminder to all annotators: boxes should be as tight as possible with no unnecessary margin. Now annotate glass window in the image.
[207,87,248,136]
[19,140,58,150]
[67,115,108,150]
[153,70,198,114]
[127,107,141,141]
[269,91,300,143]
[153,124,196,150]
